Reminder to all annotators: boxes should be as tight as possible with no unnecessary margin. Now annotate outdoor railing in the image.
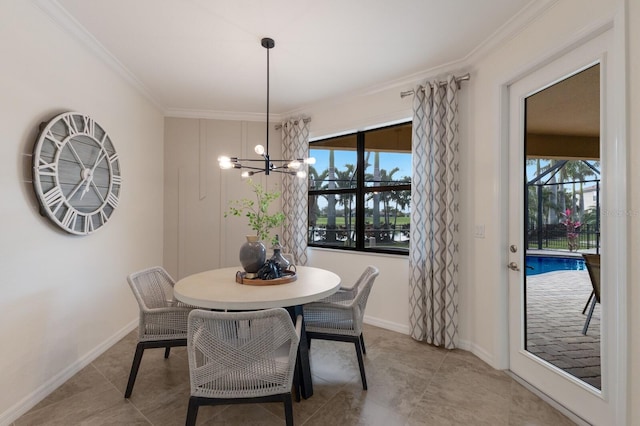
[527,223,600,252]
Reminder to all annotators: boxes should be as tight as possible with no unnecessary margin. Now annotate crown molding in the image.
[465,0,560,63]
[284,0,559,118]
[33,0,165,112]
[34,0,559,120]
[164,108,285,122]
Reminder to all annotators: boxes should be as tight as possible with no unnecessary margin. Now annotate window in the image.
[308,122,411,254]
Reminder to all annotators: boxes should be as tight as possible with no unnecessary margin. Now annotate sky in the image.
[309,149,412,184]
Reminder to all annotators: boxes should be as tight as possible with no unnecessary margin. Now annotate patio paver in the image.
[526,269,601,389]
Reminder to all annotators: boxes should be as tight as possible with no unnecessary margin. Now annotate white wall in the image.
[308,248,410,334]
[0,2,165,423]
[163,117,284,280]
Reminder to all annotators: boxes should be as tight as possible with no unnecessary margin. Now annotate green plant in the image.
[224,179,286,245]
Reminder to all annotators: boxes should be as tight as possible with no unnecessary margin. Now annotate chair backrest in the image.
[582,254,601,302]
[352,265,379,291]
[187,308,300,399]
[127,266,176,311]
[330,265,379,302]
[352,266,380,329]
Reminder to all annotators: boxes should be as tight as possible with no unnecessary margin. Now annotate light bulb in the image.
[241,171,254,178]
[296,170,307,179]
[218,156,233,169]
[288,160,301,169]
[254,145,265,156]
[304,157,316,165]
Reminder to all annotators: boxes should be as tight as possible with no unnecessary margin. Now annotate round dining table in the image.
[173,265,341,399]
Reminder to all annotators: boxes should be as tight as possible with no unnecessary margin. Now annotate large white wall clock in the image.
[32,112,121,235]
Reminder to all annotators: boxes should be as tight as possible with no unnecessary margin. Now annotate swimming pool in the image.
[525,255,586,276]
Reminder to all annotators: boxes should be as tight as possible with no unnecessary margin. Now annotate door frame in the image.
[499,19,627,425]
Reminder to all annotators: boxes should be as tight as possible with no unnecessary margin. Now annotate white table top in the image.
[174,266,341,310]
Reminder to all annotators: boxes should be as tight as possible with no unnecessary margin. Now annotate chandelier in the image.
[218,37,315,178]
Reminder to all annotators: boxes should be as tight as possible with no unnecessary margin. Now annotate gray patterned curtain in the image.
[281,118,310,266]
[409,75,459,349]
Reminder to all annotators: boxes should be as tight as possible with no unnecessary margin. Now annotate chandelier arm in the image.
[270,169,297,175]
[237,165,269,171]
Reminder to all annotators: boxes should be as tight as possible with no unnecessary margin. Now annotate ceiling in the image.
[527,64,600,137]
[45,0,539,117]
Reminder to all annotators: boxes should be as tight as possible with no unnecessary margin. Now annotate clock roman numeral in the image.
[100,210,109,225]
[111,174,122,186]
[37,159,57,176]
[108,152,119,164]
[62,115,79,135]
[107,192,119,208]
[84,215,94,234]
[43,186,65,214]
[45,130,64,149]
[61,209,77,230]
[83,116,95,136]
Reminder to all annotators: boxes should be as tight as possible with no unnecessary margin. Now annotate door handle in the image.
[508,262,520,271]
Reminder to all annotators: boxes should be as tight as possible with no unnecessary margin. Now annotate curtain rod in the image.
[400,73,470,98]
[275,117,312,130]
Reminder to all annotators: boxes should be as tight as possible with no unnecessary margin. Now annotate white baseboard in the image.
[363,315,410,335]
[0,319,137,426]
[362,319,497,370]
[457,339,497,368]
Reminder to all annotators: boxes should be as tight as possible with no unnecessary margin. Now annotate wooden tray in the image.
[235,270,297,286]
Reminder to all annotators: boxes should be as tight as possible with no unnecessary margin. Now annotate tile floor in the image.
[14,324,575,425]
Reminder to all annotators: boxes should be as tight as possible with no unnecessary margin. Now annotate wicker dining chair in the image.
[186,308,302,426]
[303,265,379,390]
[125,266,196,398]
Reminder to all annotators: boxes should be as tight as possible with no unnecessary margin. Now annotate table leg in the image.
[287,305,313,399]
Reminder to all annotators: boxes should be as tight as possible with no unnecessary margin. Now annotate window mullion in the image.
[356,132,365,250]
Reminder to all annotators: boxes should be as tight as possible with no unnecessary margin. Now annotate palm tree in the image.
[307,165,328,233]
[334,164,356,244]
[390,181,411,241]
[372,152,381,229]
[377,167,400,225]
[573,160,599,219]
[326,150,337,242]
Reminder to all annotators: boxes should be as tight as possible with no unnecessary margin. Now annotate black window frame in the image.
[308,121,411,255]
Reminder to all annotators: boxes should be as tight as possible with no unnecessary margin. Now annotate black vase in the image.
[270,247,291,272]
[239,235,266,275]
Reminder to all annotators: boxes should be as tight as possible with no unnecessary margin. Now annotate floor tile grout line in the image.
[89,361,154,425]
[17,362,117,421]
[402,345,449,423]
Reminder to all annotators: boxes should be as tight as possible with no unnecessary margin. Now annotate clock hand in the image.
[66,140,88,169]
[80,150,107,199]
[67,176,89,201]
[88,179,105,203]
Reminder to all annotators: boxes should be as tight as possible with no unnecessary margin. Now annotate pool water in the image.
[525,256,586,276]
